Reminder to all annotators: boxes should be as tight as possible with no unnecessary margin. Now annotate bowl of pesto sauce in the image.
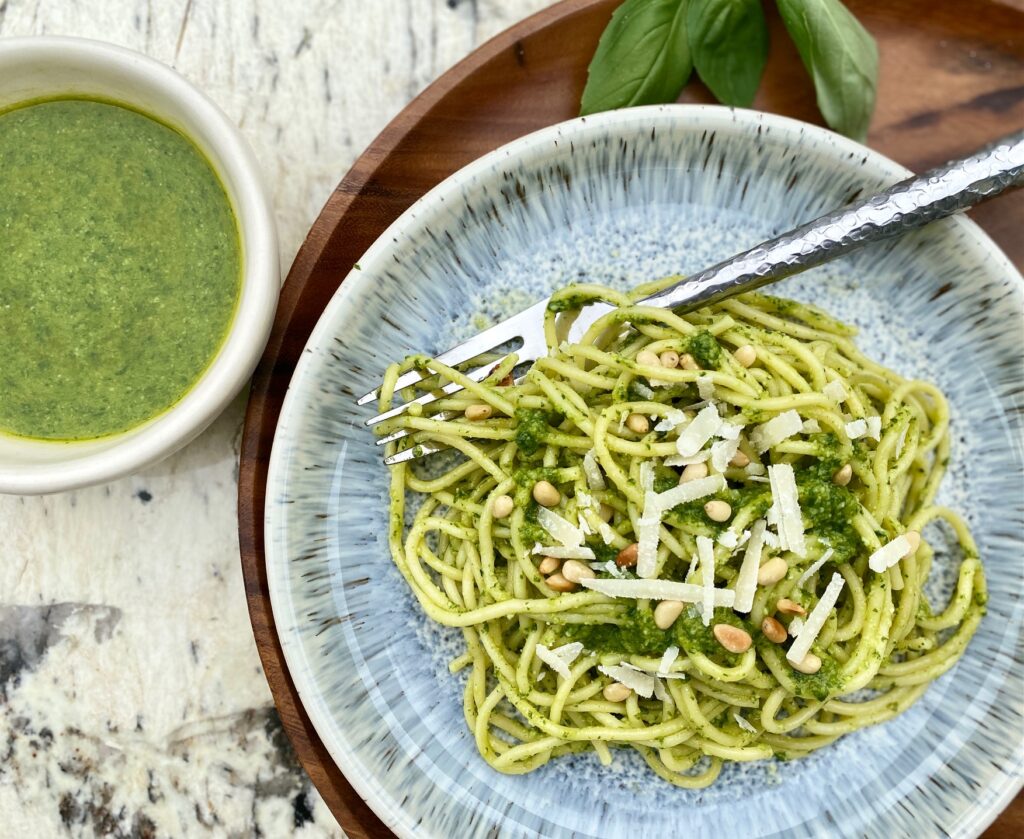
[0,37,278,494]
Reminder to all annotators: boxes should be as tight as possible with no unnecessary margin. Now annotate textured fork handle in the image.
[637,129,1024,312]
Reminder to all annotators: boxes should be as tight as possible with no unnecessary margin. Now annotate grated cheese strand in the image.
[796,547,834,588]
[767,463,806,557]
[532,544,597,560]
[787,572,845,664]
[581,577,736,607]
[652,474,726,513]
[582,450,606,490]
[676,404,723,457]
[750,409,803,453]
[732,519,767,613]
[536,506,584,547]
[536,642,583,679]
[598,663,655,698]
[868,535,912,573]
[698,535,716,626]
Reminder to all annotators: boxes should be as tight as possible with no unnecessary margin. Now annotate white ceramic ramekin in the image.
[0,36,279,494]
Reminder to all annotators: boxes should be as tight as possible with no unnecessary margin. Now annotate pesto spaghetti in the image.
[375,280,986,787]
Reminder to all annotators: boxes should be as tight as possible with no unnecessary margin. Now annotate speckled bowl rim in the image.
[0,36,279,495]
[266,104,1023,839]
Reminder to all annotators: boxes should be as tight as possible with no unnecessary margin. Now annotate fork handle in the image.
[637,129,1024,312]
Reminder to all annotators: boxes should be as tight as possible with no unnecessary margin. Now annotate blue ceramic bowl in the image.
[265,106,1023,838]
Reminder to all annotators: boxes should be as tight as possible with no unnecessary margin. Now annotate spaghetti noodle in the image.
[375,279,986,787]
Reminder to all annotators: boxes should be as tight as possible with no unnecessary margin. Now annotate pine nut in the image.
[776,598,806,616]
[464,403,493,421]
[626,413,650,434]
[680,462,709,483]
[603,682,632,702]
[757,556,788,586]
[491,494,514,519]
[791,652,822,674]
[653,599,685,629]
[615,543,639,568]
[561,559,596,583]
[713,624,753,653]
[598,503,615,522]
[679,353,700,370]
[545,573,576,593]
[729,449,750,468]
[636,350,662,368]
[533,480,561,507]
[761,616,787,643]
[538,556,560,575]
[659,350,680,369]
[734,345,757,367]
[704,500,732,522]
[833,463,853,486]
[904,530,921,552]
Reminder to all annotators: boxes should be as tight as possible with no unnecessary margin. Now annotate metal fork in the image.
[359,129,1024,463]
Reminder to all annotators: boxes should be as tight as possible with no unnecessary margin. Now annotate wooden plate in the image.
[237,1,1024,835]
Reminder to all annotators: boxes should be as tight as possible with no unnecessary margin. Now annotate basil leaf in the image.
[776,0,878,141]
[687,0,769,107]
[580,0,692,116]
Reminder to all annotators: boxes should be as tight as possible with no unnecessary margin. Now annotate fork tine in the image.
[383,440,448,466]
[374,411,458,446]
[355,299,550,406]
[365,363,494,427]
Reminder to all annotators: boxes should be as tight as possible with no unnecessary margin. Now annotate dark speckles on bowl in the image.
[264,106,1023,839]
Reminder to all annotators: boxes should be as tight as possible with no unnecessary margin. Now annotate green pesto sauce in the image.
[795,455,863,561]
[565,605,747,661]
[688,329,722,369]
[788,653,843,701]
[513,408,562,456]
[0,98,241,440]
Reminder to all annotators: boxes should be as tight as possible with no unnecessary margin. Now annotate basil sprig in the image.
[580,0,878,141]
[688,0,769,108]
[776,0,878,141]
[580,0,692,115]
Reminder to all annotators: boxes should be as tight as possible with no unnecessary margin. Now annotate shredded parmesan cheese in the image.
[698,535,716,626]
[654,408,688,432]
[598,664,655,698]
[732,519,766,613]
[734,713,757,734]
[845,418,868,440]
[866,416,882,441]
[639,461,655,492]
[716,422,743,440]
[868,535,913,573]
[652,474,726,512]
[711,437,741,472]
[796,548,834,588]
[823,379,847,403]
[635,513,662,579]
[536,507,584,547]
[664,451,711,467]
[633,382,655,400]
[697,374,716,401]
[750,410,804,452]
[583,450,606,490]
[801,418,822,434]
[581,577,736,607]
[767,463,806,557]
[675,404,722,457]
[657,646,680,676]
[787,572,845,663]
[536,642,583,679]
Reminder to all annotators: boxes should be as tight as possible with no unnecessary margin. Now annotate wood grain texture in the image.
[237,1,1023,836]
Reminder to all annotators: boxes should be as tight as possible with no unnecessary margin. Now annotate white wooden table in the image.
[0,1,548,834]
